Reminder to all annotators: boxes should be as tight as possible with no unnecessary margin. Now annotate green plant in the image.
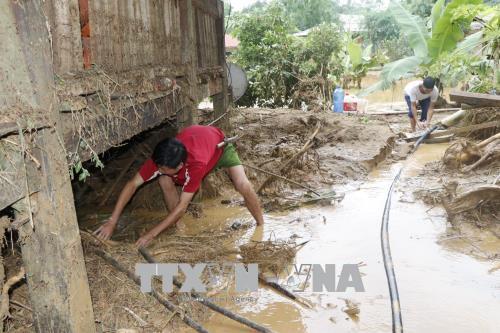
[68,138,104,182]
[343,40,380,88]
[363,9,402,48]
[361,0,499,96]
[233,6,296,107]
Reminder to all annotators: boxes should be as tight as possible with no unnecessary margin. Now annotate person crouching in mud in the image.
[94,125,264,247]
[404,77,439,132]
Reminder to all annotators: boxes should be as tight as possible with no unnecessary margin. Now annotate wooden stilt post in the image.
[212,0,230,131]
[179,0,199,128]
[0,1,95,331]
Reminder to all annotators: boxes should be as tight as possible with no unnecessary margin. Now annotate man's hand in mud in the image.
[93,218,117,240]
[136,232,155,248]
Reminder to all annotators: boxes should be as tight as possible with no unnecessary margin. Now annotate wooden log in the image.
[90,247,209,333]
[444,185,500,214]
[139,247,274,333]
[449,91,500,107]
[366,107,462,116]
[258,276,313,308]
[243,163,320,196]
[404,120,500,142]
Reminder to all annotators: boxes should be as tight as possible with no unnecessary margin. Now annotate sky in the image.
[227,0,390,12]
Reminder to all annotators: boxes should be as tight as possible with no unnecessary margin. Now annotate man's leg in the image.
[419,97,431,122]
[227,165,264,226]
[158,175,179,212]
[405,95,416,131]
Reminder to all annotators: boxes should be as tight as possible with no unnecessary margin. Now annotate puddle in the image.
[195,143,500,333]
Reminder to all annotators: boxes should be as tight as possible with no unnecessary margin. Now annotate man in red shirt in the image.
[94,125,264,247]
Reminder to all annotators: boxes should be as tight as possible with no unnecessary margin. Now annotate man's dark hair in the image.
[152,138,187,168]
[423,77,436,89]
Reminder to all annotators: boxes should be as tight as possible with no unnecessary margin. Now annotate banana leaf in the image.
[358,56,422,97]
[431,0,446,31]
[381,56,423,82]
[390,2,429,58]
[455,31,483,54]
[428,0,483,59]
[347,41,363,67]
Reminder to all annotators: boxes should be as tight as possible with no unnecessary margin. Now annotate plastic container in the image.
[343,93,358,111]
[332,87,344,113]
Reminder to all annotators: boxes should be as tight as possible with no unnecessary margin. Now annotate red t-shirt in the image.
[138,125,225,193]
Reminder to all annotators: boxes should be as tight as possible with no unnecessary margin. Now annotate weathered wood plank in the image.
[450,91,500,107]
[2,1,96,331]
[212,2,229,130]
[193,0,219,17]
[61,93,181,161]
[46,0,84,74]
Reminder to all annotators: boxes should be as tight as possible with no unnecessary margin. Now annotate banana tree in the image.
[343,41,380,88]
[360,0,495,96]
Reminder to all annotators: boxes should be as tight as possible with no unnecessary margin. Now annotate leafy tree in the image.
[404,0,437,18]
[291,23,346,106]
[363,9,401,47]
[294,23,344,78]
[363,8,413,61]
[232,6,297,107]
[277,0,340,31]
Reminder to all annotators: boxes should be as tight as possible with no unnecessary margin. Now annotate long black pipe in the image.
[383,127,439,333]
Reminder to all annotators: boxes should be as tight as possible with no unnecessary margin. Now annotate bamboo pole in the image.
[138,247,274,333]
[243,163,320,196]
[91,247,209,333]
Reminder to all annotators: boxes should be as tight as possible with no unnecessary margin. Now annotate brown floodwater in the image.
[188,143,500,333]
[84,143,499,333]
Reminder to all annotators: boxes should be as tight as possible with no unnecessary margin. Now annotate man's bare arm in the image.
[412,101,423,129]
[158,175,179,212]
[411,101,418,121]
[94,173,144,239]
[136,191,195,247]
[427,102,435,126]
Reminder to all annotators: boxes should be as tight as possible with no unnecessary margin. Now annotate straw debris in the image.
[239,240,298,275]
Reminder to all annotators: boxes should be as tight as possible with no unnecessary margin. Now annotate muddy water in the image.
[193,143,500,333]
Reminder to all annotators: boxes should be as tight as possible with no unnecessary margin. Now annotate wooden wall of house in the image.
[195,5,220,69]
[88,0,182,73]
[45,0,223,77]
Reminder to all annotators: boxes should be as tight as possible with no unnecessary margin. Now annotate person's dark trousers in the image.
[405,95,431,121]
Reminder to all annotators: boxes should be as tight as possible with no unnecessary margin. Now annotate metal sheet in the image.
[227,62,248,101]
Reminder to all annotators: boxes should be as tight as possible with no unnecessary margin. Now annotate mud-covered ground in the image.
[4,106,499,332]
[4,107,400,332]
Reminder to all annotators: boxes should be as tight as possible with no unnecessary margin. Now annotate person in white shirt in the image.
[404,77,439,132]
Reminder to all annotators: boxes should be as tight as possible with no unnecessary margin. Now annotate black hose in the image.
[380,167,403,333]
[412,125,439,153]
[382,127,437,333]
